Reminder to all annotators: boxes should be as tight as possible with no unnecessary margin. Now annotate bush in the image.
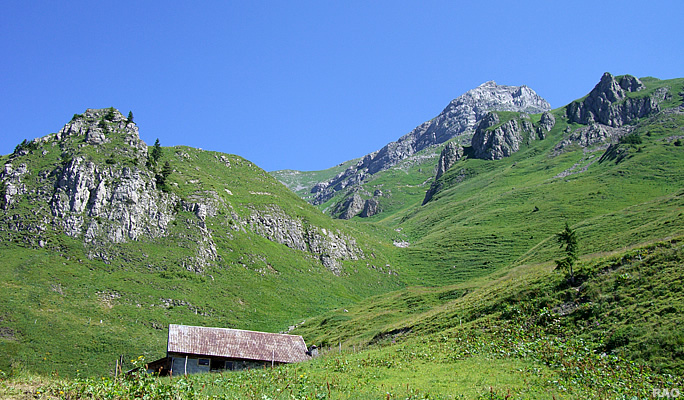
[620,133,642,145]
[12,139,38,155]
[104,107,116,121]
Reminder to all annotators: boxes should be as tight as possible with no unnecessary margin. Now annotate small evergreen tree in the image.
[127,111,134,123]
[0,184,6,209]
[620,133,642,145]
[161,161,172,180]
[555,222,579,284]
[104,107,116,121]
[155,173,166,187]
[14,139,29,154]
[156,161,173,191]
[150,139,162,164]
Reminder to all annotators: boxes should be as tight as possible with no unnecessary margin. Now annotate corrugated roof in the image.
[167,324,310,364]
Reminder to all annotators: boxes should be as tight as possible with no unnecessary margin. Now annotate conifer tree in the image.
[150,139,162,164]
[555,222,579,284]
[161,161,172,181]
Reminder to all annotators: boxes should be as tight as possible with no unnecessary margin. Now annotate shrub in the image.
[12,139,38,155]
[620,133,642,145]
[104,107,116,121]
[555,222,578,284]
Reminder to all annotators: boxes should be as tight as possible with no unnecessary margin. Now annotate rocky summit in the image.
[0,108,373,274]
[309,81,550,217]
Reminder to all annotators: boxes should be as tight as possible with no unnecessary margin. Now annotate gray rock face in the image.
[246,204,363,275]
[48,117,174,245]
[471,113,534,160]
[337,193,365,220]
[422,142,463,205]
[331,191,385,220]
[360,198,380,218]
[537,111,556,139]
[435,142,464,180]
[554,123,633,155]
[0,163,29,210]
[1,108,369,275]
[566,73,664,127]
[0,109,189,262]
[311,81,550,210]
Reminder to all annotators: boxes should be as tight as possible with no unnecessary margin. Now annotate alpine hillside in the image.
[0,108,404,376]
[273,81,551,219]
[1,72,683,399]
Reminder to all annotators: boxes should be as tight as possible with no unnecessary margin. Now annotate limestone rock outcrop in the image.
[537,111,556,139]
[566,73,665,127]
[471,113,535,160]
[360,198,380,218]
[311,81,551,213]
[435,142,464,181]
[337,193,365,220]
[1,108,364,274]
[422,142,464,205]
[246,204,363,275]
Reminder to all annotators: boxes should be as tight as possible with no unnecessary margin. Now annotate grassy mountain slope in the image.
[12,239,682,399]
[0,116,404,377]
[271,148,445,221]
[295,238,684,373]
[393,78,684,286]
[0,75,682,398]
[270,158,359,199]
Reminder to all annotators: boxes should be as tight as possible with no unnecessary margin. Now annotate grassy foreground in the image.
[2,239,682,399]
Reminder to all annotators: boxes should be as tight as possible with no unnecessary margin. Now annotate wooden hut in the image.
[147,324,310,375]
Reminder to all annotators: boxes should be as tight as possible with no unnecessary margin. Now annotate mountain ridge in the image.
[276,73,682,221]
[306,81,551,213]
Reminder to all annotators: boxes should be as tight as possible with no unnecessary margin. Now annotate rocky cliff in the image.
[566,73,667,127]
[0,109,368,274]
[422,142,464,204]
[1,109,177,256]
[311,81,551,216]
[421,73,681,206]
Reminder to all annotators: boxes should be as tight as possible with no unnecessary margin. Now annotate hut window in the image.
[198,359,210,366]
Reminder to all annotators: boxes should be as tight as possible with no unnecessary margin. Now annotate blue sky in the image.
[1,1,682,172]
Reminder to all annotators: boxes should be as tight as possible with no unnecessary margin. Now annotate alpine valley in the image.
[1,73,683,399]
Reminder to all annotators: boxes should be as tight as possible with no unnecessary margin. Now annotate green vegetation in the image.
[0,115,402,378]
[0,76,683,398]
[3,241,682,399]
[12,139,38,156]
[270,158,361,199]
[150,138,163,164]
[554,222,578,283]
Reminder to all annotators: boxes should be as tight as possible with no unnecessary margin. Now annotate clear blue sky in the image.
[2,1,682,172]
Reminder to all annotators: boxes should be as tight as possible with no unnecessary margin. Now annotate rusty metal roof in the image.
[167,324,310,364]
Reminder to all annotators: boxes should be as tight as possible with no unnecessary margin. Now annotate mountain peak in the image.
[309,81,551,210]
[456,81,551,114]
[566,72,662,127]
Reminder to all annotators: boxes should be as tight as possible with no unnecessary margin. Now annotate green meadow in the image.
[1,76,683,399]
